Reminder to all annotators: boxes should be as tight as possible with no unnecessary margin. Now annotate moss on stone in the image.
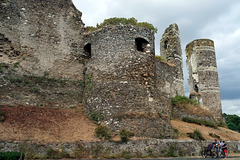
[186,39,214,59]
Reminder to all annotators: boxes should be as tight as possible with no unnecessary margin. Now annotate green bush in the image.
[86,17,158,33]
[95,126,112,140]
[90,111,104,123]
[0,110,6,122]
[120,129,134,142]
[0,152,24,160]
[171,96,199,106]
[164,146,178,157]
[121,150,132,159]
[187,129,205,141]
[182,117,217,129]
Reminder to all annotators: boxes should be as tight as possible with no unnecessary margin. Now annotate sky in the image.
[72,0,240,116]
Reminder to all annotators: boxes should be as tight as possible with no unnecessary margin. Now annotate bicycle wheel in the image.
[201,150,207,158]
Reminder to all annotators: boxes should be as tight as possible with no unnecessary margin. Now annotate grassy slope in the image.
[171,120,240,141]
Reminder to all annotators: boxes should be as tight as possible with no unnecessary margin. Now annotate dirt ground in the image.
[0,105,98,143]
[1,106,240,143]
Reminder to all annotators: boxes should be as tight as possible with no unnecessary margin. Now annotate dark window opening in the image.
[135,38,149,52]
[164,40,169,50]
[84,43,91,58]
[194,84,199,92]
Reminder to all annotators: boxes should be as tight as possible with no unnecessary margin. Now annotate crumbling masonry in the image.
[0,0,222,138]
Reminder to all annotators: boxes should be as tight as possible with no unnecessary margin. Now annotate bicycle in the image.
[219,148,226,158]
[201,147,216,158]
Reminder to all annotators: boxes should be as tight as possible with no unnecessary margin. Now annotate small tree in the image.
[120,129,134,142]
[95,126,112,140]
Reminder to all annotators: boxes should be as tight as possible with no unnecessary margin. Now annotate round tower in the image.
[84,25,173,138]
[186,39,223,121]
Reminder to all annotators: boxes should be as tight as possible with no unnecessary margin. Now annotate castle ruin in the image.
[0,0,222,139]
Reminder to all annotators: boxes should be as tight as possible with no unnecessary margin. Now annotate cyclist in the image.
[222,141,228,157]
[213,139,219,157]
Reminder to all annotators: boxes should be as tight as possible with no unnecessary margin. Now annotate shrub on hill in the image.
[182,117,217,129]
[171,96,213,118]
[95,126,112,140]
[187,129,205,141]
[120,129,134,142]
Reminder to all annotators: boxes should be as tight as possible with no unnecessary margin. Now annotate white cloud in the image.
[222,99,240,116]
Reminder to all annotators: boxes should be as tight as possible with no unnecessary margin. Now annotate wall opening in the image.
[164,40,169,50]
[135,38,149,52]
[84,43,91,58]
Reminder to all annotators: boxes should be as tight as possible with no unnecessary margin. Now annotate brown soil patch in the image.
[171,120,240,141]
[0,105,98,143]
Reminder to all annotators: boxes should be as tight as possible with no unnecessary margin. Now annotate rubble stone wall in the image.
[0,0,85,80]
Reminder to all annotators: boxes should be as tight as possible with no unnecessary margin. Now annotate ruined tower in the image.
[84,25,173,138]
[160,23,185,96]
[186,39,222,120]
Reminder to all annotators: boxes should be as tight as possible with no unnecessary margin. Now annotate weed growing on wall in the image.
[90,111,104,123]
[155,55,166,62]
[171,96,199,106]
[85,17,158,33]
[0,110,6,122]
[164,146,178,157]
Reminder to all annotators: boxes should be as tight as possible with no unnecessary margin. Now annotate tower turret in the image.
[186,39,222,121]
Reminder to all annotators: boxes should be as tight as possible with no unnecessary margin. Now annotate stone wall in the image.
[155,60,182,98]
[186,39,222,121]
[0,0,86,80]
[1,140,239,158]
[160,23,185,97]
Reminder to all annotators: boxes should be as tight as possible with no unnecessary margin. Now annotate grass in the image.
[171,96,213,117]
[182,117,217,129]
[95,126,112,140]
[85,17,158,33]
[187,129,205,141]
[209,133,220,139]
[171,96,199,106]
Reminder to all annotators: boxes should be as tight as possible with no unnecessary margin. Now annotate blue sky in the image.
[73,0,240,116]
